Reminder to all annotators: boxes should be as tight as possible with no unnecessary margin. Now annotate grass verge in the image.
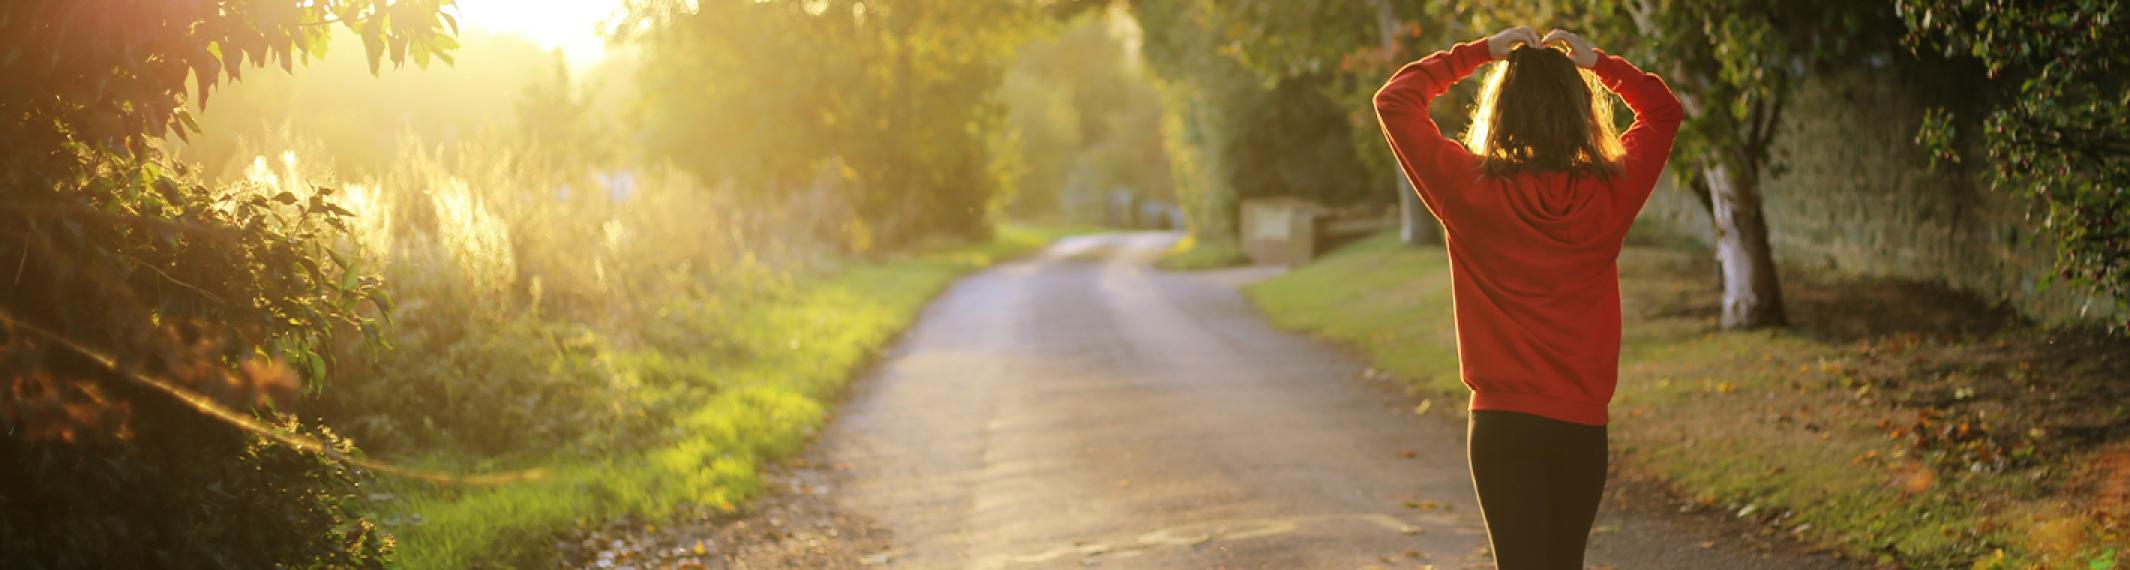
[1245,232,2130,569]
[1156,234,1251,271]
[378,223,1080,569]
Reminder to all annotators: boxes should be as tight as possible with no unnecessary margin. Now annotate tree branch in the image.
[124,254,228,305]
[0,308,547,487]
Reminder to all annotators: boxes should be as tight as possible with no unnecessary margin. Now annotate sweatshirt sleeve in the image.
[1591,50,1684,218]
[1372,40,1493,227]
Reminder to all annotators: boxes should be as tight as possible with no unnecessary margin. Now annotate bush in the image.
[230,128,837,461]
[0,402,391,569]
[318,314,655,458]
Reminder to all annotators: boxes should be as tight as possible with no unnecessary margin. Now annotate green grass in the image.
[1156,234,1251,271]
[380,223,1081,569]
[1243,232,2120,569]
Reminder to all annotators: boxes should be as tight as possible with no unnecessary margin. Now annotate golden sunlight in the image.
[453,0,624,69]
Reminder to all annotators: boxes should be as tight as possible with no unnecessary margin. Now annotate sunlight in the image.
[18,1,2128,568]
[429,177,518,301]
[453,0,623,69]
[340,182,394,262]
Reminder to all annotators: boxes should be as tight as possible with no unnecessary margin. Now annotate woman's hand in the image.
[1486,26,1542,60]
[1541,29,1600,68]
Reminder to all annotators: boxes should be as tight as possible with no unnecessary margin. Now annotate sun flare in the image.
[452,0,624,69]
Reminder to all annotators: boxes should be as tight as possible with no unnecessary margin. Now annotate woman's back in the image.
[1371,38,1683,426]
[1371,28,1684,570]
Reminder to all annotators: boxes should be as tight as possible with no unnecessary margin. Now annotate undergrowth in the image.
[375,223,1071,569]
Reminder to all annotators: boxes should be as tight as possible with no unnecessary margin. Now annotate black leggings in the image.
[1467,409,1609,570]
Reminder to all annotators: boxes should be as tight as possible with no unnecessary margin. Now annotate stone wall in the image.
[1633,64,2120,325]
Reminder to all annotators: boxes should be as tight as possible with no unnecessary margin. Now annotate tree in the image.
[1169,0,1460,244]
[1122,0,1404,244]
[1900,0,2130,332]
[1,0,453,447]
[1609,1,1797,329]
[1,0,454,565]
[1501,0,1896,329]
[1125,0,1257,242]
[999,13,1174,224]
[516,55,613,176]
[625,0,1037,247]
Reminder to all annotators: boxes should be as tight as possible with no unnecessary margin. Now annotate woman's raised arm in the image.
[1546,29,1684,210]
[1373,27,1539,222]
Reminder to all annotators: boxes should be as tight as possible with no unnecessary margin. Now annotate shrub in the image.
[0,404,391,569]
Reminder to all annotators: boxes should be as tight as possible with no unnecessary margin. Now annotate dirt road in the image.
[813,232,1849,569]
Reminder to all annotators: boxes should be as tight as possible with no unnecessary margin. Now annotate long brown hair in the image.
[1463,45,1625,178]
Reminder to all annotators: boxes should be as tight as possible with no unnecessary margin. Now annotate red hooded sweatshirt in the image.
[1372,40,1683,426]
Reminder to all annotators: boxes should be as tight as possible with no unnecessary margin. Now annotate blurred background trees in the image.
[1124,0,1413,250]
[1144,0,1462,245]
[626,0,1037,248]
[998,13,1175,227]
[2,0,2126,566]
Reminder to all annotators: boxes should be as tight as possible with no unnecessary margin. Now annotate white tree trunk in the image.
[1703,161,1787,328]
[1624,0,1787,328]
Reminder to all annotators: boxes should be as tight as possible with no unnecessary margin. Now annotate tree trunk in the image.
[1650,42,1788,329]
[1398,180,1440,245]
[1703,160,1787,328]
[1374,0,1440,246]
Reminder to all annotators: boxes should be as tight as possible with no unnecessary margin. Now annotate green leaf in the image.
[175,108,200,134]
[362,18,386,74]
[296,256,324,281]
[306,350,327,382]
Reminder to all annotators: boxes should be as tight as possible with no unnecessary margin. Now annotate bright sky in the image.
[453,0,626,69]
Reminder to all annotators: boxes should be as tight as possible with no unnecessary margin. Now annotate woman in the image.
[1372,26,1683,570]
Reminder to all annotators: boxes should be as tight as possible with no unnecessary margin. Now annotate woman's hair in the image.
[1463,45,1626,178]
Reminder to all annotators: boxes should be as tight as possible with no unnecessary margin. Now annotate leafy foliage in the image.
[292,137,779,459]
[998,14,1174,223]
[1,411,392,569]
[626,0,1038,247]
[1124,0,1389,242]
[0,0,452,566]
[1560,0,1895,181]
[182,29,564,178]
[1460,0,1900,328]
[0,0,453,441]
[1901,0,2130,331]
[1126,0,1256,240]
